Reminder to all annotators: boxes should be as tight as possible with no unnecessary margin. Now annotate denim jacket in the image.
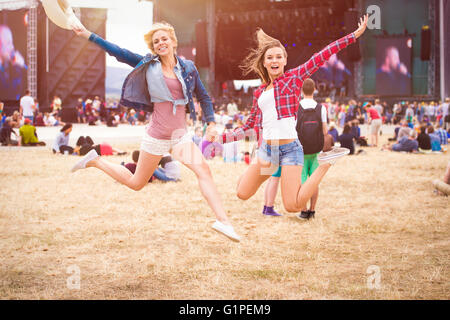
[89,33,215,123]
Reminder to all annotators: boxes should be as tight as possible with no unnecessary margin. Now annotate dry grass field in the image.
[0,135,449,300]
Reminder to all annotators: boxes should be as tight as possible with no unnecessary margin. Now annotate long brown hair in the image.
[240,29,287,85]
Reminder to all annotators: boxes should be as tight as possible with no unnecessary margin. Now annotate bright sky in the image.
[70,0,153,69]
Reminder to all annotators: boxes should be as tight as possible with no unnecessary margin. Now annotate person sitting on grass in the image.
[152,154,181,182]
[327,122,339,142]
[19,118,46,146]
[337,124,355,155]
[417,125,432,152]
[106,111,119,127]
[87,111,99,126]
[427,126,442,152]
[35,112,46,127]
[52,123,74,154]
[73,136,126,156]
[0,117,20,146]
[382,130,418,153]
[351,119,368,147]
[11,111,22,128]
[122,150,154,183]
[397,120,413,141]
[435,123,448,146]
[44,112,62,126]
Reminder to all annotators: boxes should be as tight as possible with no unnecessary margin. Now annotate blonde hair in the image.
[144,22,178,55]
[240,29,287,84]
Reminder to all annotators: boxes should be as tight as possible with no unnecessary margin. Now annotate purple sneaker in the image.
[263,206,282,217]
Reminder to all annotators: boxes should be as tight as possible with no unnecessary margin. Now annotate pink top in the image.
[147,76,187,140]
[367,108,381,120]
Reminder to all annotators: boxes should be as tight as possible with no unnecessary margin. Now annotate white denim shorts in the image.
[140,132,192,156]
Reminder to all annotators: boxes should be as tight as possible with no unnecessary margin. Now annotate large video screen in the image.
[376,37,412,96]
[311,51,352,93]
[0,9,28,101]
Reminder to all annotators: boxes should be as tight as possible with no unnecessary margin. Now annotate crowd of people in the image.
[1,91,450,156]
[2,13,449,245]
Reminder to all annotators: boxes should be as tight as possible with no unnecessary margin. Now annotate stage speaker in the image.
[195,20,210,68]
[61,108,77,123]
[344,11,362,62]
[420,25,431,61]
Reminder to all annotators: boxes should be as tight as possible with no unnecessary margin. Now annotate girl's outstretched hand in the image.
[71,20,92,40]
[354,14,369,39]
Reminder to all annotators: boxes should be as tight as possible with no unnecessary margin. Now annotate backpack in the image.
[296,103,324,155]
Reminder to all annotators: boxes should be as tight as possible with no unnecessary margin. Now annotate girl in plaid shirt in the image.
[220,15,368,213]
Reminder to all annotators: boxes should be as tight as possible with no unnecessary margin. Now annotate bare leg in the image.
[375,130,380,147]
[264,176,280,206]
[280,163,331,212]
[86,150,161,191]
[171,141,232,225]
[236,157,275,201]
[309,188,319,211]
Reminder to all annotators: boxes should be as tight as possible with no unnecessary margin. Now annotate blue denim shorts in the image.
[257,140,304,167]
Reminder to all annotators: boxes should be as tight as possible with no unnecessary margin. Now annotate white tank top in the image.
[258,88,298,140]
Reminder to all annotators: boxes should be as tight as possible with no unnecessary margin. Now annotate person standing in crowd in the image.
[52,95,62,119]
[52,123,74,154]
[19,90,36,123]
[92,96,101,113]
[71,20,240,241]
[364,102,382,147]
[19,118,46,146]
[227,100,239,119]
[405,103,414,125]
[262,173,282,217]
[76,98,85,123]
[295,79,328,220]
[443,98,450,130]
[338,104,346,128]
[373,99,383,120]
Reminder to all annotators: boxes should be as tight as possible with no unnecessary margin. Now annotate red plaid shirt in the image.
[222,32,356,143]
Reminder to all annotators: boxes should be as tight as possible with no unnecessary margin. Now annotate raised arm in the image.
[220,93,260,144]
[72,21,143,68]
[288,15,368,82]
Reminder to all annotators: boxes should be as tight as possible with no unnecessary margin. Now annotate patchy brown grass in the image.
[0,137,449,299]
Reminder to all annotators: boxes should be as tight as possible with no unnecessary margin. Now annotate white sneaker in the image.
[212,220,241,242]
[71,149,99,172]
[318,147,350,165]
